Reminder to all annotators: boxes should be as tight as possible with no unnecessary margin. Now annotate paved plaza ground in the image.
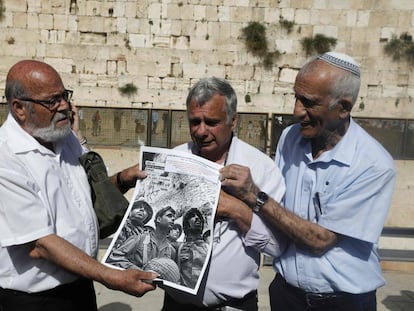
[95,247,414,311]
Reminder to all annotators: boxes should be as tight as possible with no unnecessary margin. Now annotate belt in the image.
[163,290,258,311]
[211,290,258,311]
[276,274,374,308]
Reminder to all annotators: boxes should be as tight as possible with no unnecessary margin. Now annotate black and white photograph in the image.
[101,146,222,294]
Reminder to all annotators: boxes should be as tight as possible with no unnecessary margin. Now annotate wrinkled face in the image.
[188,94,237,163]
[293,62,344,139]
[20,72,72,142]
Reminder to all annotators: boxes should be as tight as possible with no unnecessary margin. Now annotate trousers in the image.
[162,290,258,311]
[0,278,97,311]
[269,274,377,311]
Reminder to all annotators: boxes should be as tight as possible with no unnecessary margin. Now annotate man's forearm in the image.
[260,198,338,255]
[28,234,157,296]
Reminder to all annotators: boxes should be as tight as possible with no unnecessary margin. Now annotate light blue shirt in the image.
[275,118,395,294]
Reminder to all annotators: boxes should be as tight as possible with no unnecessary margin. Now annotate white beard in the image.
[30,112,71,142]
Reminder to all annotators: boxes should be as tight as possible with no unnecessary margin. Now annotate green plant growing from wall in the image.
[279,15,294,34]
[384,32,414,65]
[301,34,337,56]
[0,0,5,21]
[118,83,137,97]
[241,22,281,70]
[241,22,268,58]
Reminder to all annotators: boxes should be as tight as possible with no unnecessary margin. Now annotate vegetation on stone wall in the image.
[118,83,137,97]
[0,0,5,21]
[241,22,281,70]
[279,16,294,34]
[384,32,414,65]
[301,34,337,56]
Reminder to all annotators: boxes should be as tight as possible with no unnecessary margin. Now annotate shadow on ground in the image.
[381,290,414,311]
[99,302,132,311]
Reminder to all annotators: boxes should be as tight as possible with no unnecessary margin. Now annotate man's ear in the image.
[337,98,352,119]
[11,99,28,124]
[230,113,238,130]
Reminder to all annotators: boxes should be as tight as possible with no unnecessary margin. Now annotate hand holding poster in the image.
[101,146,222,294]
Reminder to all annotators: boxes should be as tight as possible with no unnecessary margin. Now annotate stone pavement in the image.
[95,255,414,311]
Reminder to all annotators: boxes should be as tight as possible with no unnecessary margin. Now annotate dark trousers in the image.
[0,278,97,311]
[269,274,377,311]
[162,291,258,311]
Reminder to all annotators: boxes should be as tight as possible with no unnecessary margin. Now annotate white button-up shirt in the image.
[167,135,286,306]
[0,114,99,293]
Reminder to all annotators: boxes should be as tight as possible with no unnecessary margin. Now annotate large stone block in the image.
[5,0,27,12]
[183,63,207,79]
[218,5,230,22]
[205,64,225,78]
[129,34,148,48]
[148,3,162,20]
[230,6,252,22]
[279,67,298,83]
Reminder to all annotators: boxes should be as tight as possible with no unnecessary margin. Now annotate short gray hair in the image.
[186,77,237,124]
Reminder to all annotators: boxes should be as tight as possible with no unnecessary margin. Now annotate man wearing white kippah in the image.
[219,52,396,311]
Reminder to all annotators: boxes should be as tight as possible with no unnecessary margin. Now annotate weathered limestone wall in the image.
[0,1,412,241]
[0,0,413,118]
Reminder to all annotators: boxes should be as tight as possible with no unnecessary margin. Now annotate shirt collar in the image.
[313,118,357,166]
[2,113,58,156]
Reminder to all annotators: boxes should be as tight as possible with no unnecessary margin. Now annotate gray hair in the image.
[299,56,361,109]
[329,72,361,109]
[186,77,237,124]
[5,79,32,119]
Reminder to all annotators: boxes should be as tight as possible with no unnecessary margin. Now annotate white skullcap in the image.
[317,52,360,77]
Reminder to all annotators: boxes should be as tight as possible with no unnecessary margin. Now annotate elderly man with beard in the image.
[0,60,157,311]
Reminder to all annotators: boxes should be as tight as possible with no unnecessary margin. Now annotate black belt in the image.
[276,274,374,308]
[212,290,258,310]
[163,290,258,311]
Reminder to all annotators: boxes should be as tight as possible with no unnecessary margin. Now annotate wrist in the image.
[116,170,135,191]
[79,136,88,146]
[116,171,124,188]
[253,191,269,213]
[246,186,260,208]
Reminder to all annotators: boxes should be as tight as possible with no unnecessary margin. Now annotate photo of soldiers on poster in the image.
[102,146,221,294]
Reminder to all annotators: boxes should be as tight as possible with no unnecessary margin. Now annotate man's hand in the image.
[111,164,147,193]
[29,234,158,297]
[70,103,88,147]
[219,164,260,207]
[103,268,158,297]
[217,190,252,234]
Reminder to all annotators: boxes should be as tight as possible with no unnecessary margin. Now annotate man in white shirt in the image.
[161,77,286,311]
[0,60,157,311]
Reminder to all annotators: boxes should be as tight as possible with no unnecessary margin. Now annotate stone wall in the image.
[0,0,413,118]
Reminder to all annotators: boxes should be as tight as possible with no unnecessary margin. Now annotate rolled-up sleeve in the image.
[0,167,53,247]
[244,214,286,257]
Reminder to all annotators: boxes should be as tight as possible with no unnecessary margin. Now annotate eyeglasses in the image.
[18,89,73,111]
